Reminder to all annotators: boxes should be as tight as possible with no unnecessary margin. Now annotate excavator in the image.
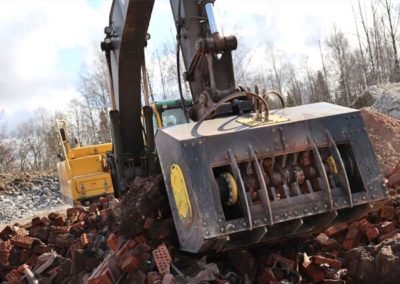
[100,0,388,253]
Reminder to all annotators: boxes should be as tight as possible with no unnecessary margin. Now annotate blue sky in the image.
[0,0,359,131]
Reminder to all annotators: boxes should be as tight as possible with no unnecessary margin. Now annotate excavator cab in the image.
[101,0,388,253]
[152,99,192,129]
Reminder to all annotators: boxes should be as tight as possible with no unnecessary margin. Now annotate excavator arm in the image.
[101,0,155,193]
[101,0,252,193]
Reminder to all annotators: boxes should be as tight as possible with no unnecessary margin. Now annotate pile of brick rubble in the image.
[1,173,400,284]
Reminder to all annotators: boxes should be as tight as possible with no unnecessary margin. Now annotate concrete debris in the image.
[353,83,400,119]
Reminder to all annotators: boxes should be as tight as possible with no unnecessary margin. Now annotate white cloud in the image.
[0,0,111,116]
[1,0,365,130]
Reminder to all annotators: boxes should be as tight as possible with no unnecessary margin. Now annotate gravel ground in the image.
[0,172,67,224]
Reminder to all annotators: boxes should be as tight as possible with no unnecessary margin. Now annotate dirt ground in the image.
[361,107,400,175]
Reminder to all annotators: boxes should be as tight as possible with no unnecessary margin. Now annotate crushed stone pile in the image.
[0,172,65,224]
[353,83,400,119]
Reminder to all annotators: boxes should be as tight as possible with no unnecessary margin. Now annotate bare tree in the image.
[78,51,112,144]
[0,112,16,171]
[326,26,352,105]
[382,0,400,82]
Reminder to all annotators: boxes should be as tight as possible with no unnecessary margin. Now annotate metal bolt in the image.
[362,196,366,200]
[183,143,187,147]
[284,213,288,217]
[294,210,298,215]
[203,222,207,226]
[314,206,318,211]
[263,218,268,222]
[372,194,376,198]
[304,209,308,213]
[220,227,225,232]
[275,216,279,220]
[205,231,209,236]
[343,200,347,204]
[334,202,338,207]
[324,204,328,208]
[232,225,236,229]
[218,218,222,223]
[242,222,247,227]
[199,140,202,144]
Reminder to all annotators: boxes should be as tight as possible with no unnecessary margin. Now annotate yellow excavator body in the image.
[56,120,114,205]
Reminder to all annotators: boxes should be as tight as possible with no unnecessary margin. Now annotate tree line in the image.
[0,0,398,173]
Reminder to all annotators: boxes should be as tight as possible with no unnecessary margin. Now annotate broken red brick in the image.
[10,235,34,249]
[380,205,395,220]
[19,249,31,263]
[358,219,371,233]
[69,240,81,257]
[267,253,296,270]
[50,226,70,235]
[162,273,174,284]
[325,223,348,237]
[314,233,338,250]
[15,227,29,236]
[152,244,172,274]
[147,271,162,284]
[88,204,98,214]
[51,215,65,227]
[300,258,325,283]
[31,217,43,227]
[378,229,400,242]
[67,207,80,217]
[366,227,380,241]
[312,255,342,269]
[17,264,29,274]
[379,221,398,234]
[33,242,51,254]
[348,221,360,230]
[0,226,17,241]
[48,212,60,220]
[342,228,363,250]
[78,212,89,222]
[88,264,113,284]
[55,233,75,248]
[100,208,112,221]
[70,221,85,230]
[144,217,155,230]
[116,241,134,260]
[40,217,50,226]
[120,255,140,272]
[257,268,277,284]
[5,269,22,284]
[107,233,119,252]
[80,233,90,248]
[0,241,11,266]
